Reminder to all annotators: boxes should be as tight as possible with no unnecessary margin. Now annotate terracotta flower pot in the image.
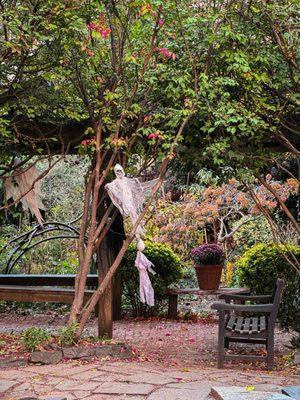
[194,264,223,290]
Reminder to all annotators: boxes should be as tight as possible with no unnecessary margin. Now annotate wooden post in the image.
[97,197,125,336]
[97,236,113,338]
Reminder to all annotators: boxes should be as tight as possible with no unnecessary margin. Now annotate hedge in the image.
[237,243,300,332]
[121,241,183,316]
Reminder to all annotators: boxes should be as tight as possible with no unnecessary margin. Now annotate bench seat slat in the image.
[226,316,236,331]
[259,316,266,332]
[0,274,98,287]
[234,317,244,333]
[242,317,251,334]
[0,285,94,304]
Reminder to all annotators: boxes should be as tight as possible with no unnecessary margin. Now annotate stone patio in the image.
[0,312,299,399]
[0,360,299,400]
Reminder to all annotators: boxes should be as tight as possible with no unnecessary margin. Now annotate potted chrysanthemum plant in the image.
[190,243,225,290]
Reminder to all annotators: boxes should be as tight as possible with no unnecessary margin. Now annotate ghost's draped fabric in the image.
[105,167,157,236]
[105,164,158,306]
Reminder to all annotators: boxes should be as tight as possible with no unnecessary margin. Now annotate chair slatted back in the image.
[269,278,284,328]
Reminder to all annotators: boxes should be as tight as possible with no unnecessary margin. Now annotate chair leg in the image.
[218,337,225,368]
[266,334,275,370]
[217,312,225,369]
[224,337,229,349]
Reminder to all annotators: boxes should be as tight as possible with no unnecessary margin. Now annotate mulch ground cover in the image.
[0,310,298,374]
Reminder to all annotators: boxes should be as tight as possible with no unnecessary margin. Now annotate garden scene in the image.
[0,0,299,399]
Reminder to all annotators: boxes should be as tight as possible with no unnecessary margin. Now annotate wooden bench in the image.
[0,274,98,299]
[211,278,284,370]
[0,274,101,331]
[167,287,250,319]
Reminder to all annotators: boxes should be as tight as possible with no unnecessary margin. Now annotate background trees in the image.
[0,0,299,336]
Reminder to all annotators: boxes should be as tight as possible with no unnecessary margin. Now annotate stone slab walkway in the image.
[1,360,299,400]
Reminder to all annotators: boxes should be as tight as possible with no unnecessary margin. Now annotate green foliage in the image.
[237,243,300,332]
[0,156,87,274]
[41,156,89,222]
[20,327,51,352]
[232,216,273,256]
[121,241,183,316]
[57,322,78,346]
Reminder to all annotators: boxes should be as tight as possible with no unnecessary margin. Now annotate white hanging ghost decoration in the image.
[4,161,45,225]
[105,164,157,306]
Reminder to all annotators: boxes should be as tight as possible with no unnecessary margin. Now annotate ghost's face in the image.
[114,164,125,179]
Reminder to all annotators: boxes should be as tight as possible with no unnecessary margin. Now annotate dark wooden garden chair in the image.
[211,278,284,370]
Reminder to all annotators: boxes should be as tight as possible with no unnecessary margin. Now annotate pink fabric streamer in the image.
[135,251,156,306]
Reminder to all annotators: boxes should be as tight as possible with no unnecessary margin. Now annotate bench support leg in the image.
[168,294,178,319]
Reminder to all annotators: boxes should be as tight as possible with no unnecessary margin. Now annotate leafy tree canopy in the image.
[0,0,299,175]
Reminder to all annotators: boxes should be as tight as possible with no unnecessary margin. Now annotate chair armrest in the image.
[211,302,273,313]
[218,294,272,303]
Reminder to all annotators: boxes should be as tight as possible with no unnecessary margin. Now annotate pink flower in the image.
[81,136,96,146]
[88,23,96,30]
[97,27,111,38]
[158,19,164,26]
[148,133,159,140]
[155,47,176,60]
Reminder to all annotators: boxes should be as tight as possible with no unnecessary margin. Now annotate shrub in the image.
[20,327,50,352]
[190,243,225,265]
[237,243,300,332]
[232,216,273,256]
[121,241,183,316]
[57,322,78,346]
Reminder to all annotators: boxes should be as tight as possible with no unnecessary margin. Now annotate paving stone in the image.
[96,365,133,376]
[8,392,38,400]
[40,393,76,400]
[69,390,91,399]
[282,386,300,399]
[0,379,16,393]
[55,379,100,391]
[85,396,146,400]
[71,369,109,380]
[163,370,207,380]
[16,397,38,400]
[254,384,283,392]
[118,372,175,385]
[94,382,155,395]
[29,351,63,365]
[166,380,214,391]
[42,397,67,400]
[0,369,36,380]
[61,364,95,376]
[148,386,211,400]
[211,386,292,400]
[11,382,32,391]
[28,363,93,377]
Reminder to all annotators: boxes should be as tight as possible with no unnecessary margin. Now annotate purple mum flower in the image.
[190,243,225,265]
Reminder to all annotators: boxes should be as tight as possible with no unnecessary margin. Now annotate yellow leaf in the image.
[245,386,255,391]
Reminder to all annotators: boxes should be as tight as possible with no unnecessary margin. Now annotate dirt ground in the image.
[0,310,298,373]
